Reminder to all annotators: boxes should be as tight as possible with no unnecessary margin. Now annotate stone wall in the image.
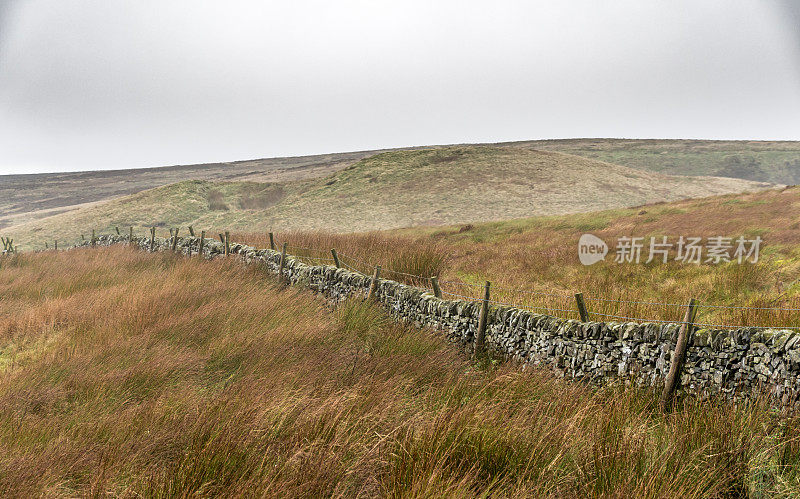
[83,234,800,406]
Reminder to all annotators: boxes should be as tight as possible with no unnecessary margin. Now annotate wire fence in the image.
[29,229,800,331]
[260,238,800,331]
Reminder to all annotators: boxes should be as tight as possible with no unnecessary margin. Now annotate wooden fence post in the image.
[54,240,58,251]
[129,226,134,245]
[475,281,491,357]
[150,227,156,252]
[81,234,85,241]
[574,293,589,322]
[367,265,382,300]
[188,226,195,237]
[198,230,205,258]
[331,249,341,268]
[224,231,230,257]
[431,276,442,298]
[115,226,120,235]
[659,298,699,412]
[171,228,179,252]
[45,242,48,250]
[269,232,275,251]
[91,229,96,247]
[278,242,288,285]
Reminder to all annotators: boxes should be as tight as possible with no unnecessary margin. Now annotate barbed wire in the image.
[589,311,800,330]
[69,232,800,329]
[589,311,686,324]
[584,296,690,307]
[694,303,800,312]
[379,267,434,282]
[502,288,573,298]
[440,290,479,301]
[292,256,335,265]
[489,298,578,315]
[285,244,330,255]
[341,261,364,274]
[337,252,375,270]
[436,279,486,289]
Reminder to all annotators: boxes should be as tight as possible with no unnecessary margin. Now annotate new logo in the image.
[578,234,608,266]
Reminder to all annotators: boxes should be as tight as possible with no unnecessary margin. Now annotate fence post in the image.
[171,228,179,252]
[91,229,96,247]
[278,242,288,285]
[431,276,442,298]
[367,265,382,300]
[115,226,120,235]
[198,230,205,258]
[45,242,48,250]
[54,240,58,251]
[475,281,491,357]
[331,249,341,268]
[224,231,230,257]
[129,226,134,245]
[574,292,589,322]
[150,227,156,252]
[659,298,699,412]
[188,226,195,237]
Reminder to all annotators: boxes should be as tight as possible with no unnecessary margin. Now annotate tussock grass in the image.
[234,186,800,329]
[236,230,451,287]
[1,247,800,495]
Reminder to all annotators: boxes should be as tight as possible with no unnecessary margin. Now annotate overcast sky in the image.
[0,1,799,175]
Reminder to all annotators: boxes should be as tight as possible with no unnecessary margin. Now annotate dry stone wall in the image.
[84,234,800,407]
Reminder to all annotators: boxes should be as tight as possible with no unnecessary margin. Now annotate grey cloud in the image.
[0,1,798,174]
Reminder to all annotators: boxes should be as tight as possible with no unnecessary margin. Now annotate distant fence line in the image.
[7,225,800,331]
[55,228,800,410]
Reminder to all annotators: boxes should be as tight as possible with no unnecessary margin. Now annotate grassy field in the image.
[527,139,800,184]
[0,150,379,230]
[232,185,800,330]
[2,139,797,232]
[4,146,772,251]
[3,246,800,496]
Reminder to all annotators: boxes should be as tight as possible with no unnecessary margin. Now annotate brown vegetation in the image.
[234,186,800,330]
[2,247,800,495]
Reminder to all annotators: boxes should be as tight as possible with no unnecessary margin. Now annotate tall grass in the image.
[234,230,450,288]
[233,206,800,329]
[1,247,800,495]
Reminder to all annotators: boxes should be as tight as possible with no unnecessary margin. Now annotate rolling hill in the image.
[3,146,774,250]
[525,138,800,184]
[2,139,798,232]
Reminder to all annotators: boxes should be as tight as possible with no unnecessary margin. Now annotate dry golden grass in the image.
[234,186,800,330]
[2,247,800,496]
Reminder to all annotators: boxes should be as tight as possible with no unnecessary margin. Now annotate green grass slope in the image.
[4,146,774,250]
[2,139,797,232]
[525,138,800,184]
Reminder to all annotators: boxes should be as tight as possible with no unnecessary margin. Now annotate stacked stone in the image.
[77,234,800,407]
